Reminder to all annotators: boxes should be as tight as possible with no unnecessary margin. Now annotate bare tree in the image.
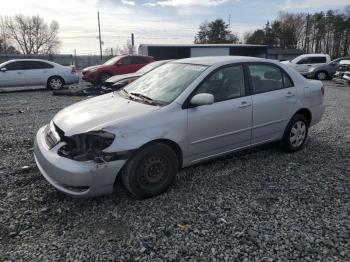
[6,14,60,55]
[119,40,134,55]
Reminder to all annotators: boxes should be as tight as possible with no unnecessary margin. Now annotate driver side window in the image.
[195,65,245,103]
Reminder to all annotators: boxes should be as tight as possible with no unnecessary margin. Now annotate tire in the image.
[47,76,64,90]
[281,114,309,152]
[315,71,328,80]
[99,72,111,85]
[121,143,179,198]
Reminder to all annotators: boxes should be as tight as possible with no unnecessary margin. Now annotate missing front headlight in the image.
[58,131,115,162]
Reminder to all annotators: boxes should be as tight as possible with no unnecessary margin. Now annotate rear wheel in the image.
[121,143,179,198]
[47,76,64,90]
[315,71,328,80]
[281,114,309,152]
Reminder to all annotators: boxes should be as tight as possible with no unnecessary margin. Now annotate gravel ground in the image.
[0,81,349,261]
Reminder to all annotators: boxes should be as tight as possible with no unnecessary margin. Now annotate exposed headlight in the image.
[58,131,115,162]
[308,67,316,72]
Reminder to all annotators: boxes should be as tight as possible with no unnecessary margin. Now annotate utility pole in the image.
[97,11,103,61]
[228,14,231,29]
[131,33,135,54]
[73,49,77,67]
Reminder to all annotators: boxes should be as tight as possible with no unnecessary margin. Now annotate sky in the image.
[1,0,349,55]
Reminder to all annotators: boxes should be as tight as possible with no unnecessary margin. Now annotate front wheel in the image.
[315,71,328,80]
[47,76,64,90]
[121,143,179,198]
[281,114,309,152]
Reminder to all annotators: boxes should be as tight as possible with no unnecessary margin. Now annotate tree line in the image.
[0,15,60,55]
[195,6,350,59]
[244,6,350,58]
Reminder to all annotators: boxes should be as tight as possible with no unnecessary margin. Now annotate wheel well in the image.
[295,108,312,125]
[316,70,329,77]
[47,75,65,86]
[141,139,183,168]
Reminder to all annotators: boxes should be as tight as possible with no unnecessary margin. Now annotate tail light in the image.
[71,65,77,74]
[321,86,325,96]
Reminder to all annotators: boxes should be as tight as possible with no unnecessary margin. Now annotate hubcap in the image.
[317,72,326,80]
[140,156,167,186]
[289,121,306,148]
[50,78,62,89]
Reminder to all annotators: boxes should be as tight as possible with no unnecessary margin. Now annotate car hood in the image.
[82,65,99,72]
[53,93,159,136]
[106,72,143,83]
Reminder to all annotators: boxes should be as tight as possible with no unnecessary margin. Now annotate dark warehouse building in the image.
[139,44,268,60]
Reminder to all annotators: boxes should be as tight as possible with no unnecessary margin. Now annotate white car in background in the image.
[282,54,331,76]
[0,59,79,90]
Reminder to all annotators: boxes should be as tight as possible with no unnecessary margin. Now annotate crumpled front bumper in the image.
[34,126,126,197]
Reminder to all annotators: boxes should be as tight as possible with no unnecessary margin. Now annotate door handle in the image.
[285,92,295,98]
[239,101,251,108]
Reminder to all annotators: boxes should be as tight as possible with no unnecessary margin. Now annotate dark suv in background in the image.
[82,55,154,84]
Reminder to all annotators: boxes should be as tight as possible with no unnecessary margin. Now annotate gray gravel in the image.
[0,81,349,261]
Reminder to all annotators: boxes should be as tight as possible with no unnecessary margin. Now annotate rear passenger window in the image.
[196,65,245,102]
[131,57,149,64]
[283,72,293,88]
[249,64,284,94]
[22,61,54,70]
[310,57,326,63]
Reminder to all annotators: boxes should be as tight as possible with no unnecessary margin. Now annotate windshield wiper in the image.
[130,92,163,106]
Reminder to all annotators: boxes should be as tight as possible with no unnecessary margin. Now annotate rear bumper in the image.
[64,74,80,85]
[310,104,325,126]
[34,126,126,197]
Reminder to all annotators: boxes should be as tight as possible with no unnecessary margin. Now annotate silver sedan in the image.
[34,56,325,198]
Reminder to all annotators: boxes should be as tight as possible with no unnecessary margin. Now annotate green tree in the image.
[194,19,239,44]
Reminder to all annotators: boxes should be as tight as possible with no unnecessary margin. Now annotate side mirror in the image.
[190,93,214,107]
[0,67,7,72]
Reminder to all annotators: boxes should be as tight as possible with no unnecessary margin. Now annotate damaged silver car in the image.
[34,56,325,198]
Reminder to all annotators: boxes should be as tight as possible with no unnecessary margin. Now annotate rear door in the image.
[116,57,135,75]
[0,61,25,87]
[131,56,150,72]
[187,64,252,162]
[21,61,55,85]
[248,63,297,144]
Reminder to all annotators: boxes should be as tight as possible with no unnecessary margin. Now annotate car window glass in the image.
[131,57,148,64]
[120,57,132,65]
[249,64,283,94]
[297,58,310,64]
[22,61,54,70]
[283,72,293,88]
[195,65,245,103]
[310,57,326,63]
[5,61,23,70]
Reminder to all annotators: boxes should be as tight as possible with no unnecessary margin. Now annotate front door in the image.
[247,63,297,144]
[0,61,26,87]
[187,64,252,162]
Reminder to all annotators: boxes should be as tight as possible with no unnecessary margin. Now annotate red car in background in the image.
[82,55,154,84]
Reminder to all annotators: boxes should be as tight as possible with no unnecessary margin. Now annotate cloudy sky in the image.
[1,0,349,54]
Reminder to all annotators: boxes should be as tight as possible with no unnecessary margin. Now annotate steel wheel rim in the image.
[139,156,167,187]
[317,72,326,80]
[289,121,306,148]
[50,78,62,89]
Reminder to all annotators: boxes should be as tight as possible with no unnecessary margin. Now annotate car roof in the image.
[173,56,269,66]
[299,54,329,58]
[4,59,56,63]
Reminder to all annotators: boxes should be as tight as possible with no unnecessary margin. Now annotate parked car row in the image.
[282,53,350,80]
[0,59,79,89]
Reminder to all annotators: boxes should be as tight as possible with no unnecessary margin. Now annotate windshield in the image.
[104,56,123,66]
[124,63,208,104]
[137,61,167,74]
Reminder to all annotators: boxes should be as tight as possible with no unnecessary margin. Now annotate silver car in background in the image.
[0,59,79,90]
[34,56,325,198]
